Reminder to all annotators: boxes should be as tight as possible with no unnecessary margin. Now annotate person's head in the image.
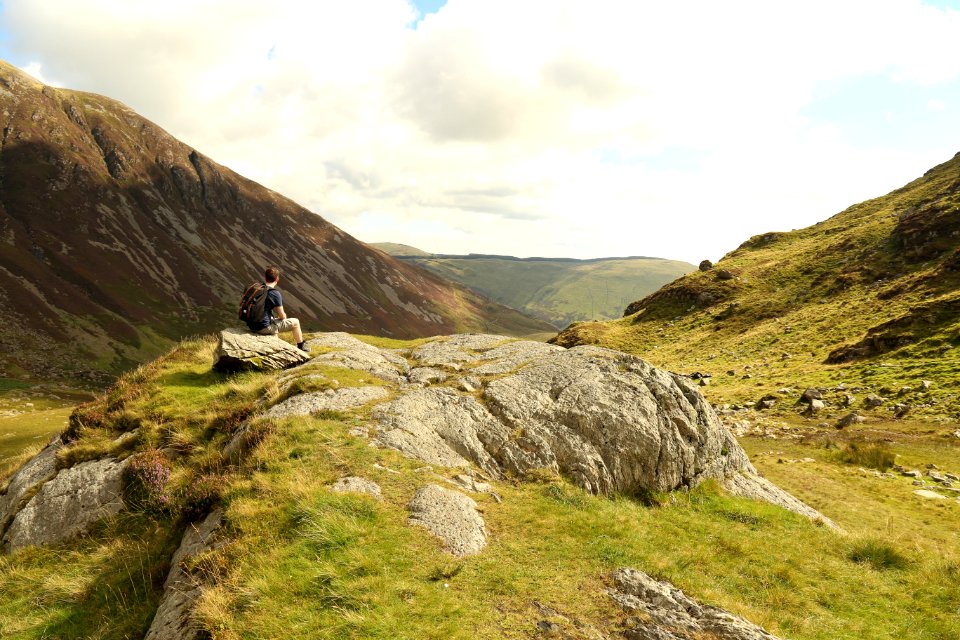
[264,266,281,284]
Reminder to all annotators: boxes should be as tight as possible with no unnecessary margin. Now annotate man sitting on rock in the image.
[248,266,309,353]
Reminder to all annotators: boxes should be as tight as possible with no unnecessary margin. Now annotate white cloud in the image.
[928,98,947,111]
[4,0,960,263]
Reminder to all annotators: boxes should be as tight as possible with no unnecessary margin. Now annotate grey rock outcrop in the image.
[305,332,409,382]
[331,476,383,500]
[144,510,224,640]
[608,567,782,640]
[409,334,507,369]
[264,386,390,418]
[4,457,127,552]
[407,484,487,557]
[213,328,309,372]
[0,438,61,534]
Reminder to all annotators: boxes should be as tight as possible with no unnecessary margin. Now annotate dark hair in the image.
[264,266,280,283]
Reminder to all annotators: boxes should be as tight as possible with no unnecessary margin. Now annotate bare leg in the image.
[291,318,303,344]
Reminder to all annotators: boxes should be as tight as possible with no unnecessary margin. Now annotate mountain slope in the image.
[372,245,693,328]
[0,62,552,381]
[554,151,960,417]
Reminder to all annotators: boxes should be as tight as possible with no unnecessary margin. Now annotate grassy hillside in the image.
[371,242,433,257]
[0,335,957,639]
[554,151,960,422]
[372,246,693,328]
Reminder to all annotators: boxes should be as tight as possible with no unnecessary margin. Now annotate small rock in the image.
[920,380,933,391]
[892,403,910,418]
[897,386,913,396]
[913,489,947,500]
[331,477,383,500]
[834,383,847,391]
[903,470,922,478]
[864,394,885,408]
[407,484,487,557]
[805,399,825,415]
[946,473,959,481]
[842,394,856,407]
[699,378,710,387]
[926,463,939,470]
[912,480,925,486]
[698,260,713,271]
[836,412,863,429]
[716,269,734,280]
[800,388,823,404]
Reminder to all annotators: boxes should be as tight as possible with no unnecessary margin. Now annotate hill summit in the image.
[0,61,551,382]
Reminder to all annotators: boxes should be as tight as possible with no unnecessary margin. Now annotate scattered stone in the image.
[946,473,959,482]
[864,394,885,408]
[953,429,960,439]
[608,567,782,640]
[805,399,825,416]
[920,380,933,391]
[903,470,922,478]
[213,328,309,372]
[331,477,383,500]
[926,463,939,470]
[800,388,823,404]
[4,457,127,552]
[716,269,735,280]
[842,394,856,407]
[781,352,791,360]
[407,484,487,557]
[893,403,911,419]
[758,398,776,410]
[144,510,224,640]
[913,489,947,500]
[928,472,948,484]
[834,383,847,391]
[264,386,390,418]
[913,480,925,486]
[836,412,863,429]
[699,377,710,386]
[698,259,713,271]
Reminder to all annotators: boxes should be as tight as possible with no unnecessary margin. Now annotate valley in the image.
[373,245,693,328]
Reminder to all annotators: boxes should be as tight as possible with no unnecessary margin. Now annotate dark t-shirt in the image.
[251,287,283,330]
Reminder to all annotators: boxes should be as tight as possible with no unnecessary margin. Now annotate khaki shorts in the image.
[256,318,299,335]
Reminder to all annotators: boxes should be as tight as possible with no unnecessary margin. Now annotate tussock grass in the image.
[835,441,897,471]
[848,539,911,571]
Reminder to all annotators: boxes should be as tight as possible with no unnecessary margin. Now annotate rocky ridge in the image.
[0,332,839,638]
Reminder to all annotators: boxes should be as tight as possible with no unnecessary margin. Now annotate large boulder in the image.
[3,457,127,552]
[213,328,309,372]
[375,344,749,496]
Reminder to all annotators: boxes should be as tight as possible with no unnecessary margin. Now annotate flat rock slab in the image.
[265,386,390,418]
[470,340,564,375]
[331,476,383,500]
[213,328,309,372]
[409,334,508,369]
[145,510,224,640]
[609,567,782,640]
[914,489,948,500]
[0,438,61,534]
[4,457,127,552]
[408,484,487,557]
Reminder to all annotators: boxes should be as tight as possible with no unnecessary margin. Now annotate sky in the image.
[2,1,960,263]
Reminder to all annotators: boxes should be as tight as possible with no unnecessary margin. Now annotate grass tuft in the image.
[848,539,911,571]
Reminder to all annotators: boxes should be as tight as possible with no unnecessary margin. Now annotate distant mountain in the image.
[373,246,693,328]
[0,62,553,382]
[553,151,960,417]
[372,242,432,257]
